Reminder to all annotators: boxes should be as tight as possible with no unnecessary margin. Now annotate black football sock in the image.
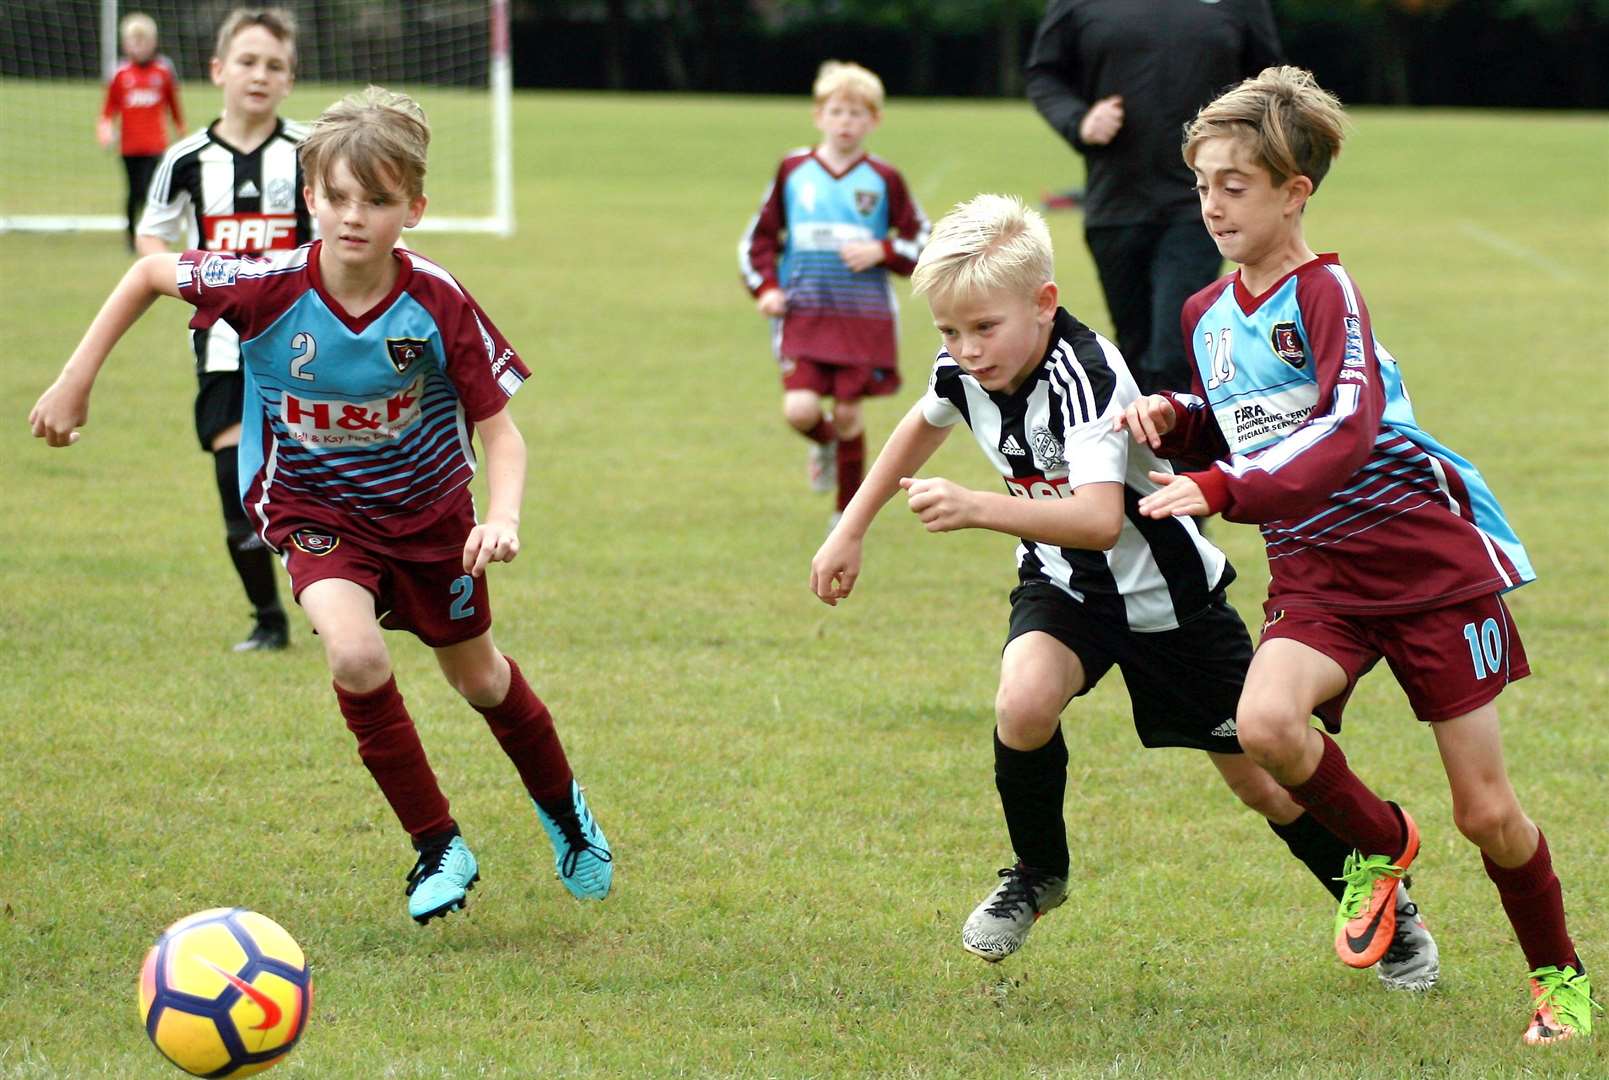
[216,447,284,620]
[994,725,1070,878]
[1269,812,1351,902]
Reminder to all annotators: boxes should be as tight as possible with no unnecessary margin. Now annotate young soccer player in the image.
[98,12,185,250]
[809,194,1438,989]
[136,7,311,653]
[1120,66,1596,1043]
[31,86,613,925]
[740,61,930,529]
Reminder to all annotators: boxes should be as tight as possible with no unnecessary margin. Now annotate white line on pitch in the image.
[1457,221,1582,284]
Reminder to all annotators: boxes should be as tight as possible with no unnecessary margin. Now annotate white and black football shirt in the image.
[139,119,313,374]
[919,308,1232,631]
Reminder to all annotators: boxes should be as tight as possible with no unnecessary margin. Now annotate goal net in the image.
[0,0,512,235]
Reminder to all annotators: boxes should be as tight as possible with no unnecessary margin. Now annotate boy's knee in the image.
[1234,696,1309,763]
[782,396,821,431]
[449,666,507,709]
[833,402,864,440]
[1452,798,1525,851]
[325,640,391,693]
[994,683,1062,748]
[1220,766,1296,819]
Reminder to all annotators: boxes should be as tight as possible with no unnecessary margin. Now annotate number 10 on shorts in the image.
[1462,617,1503,680]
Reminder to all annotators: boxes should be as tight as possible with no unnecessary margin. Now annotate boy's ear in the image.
[1284,174,1314,215]
[209,55,225,87]
[404,193,428,229]
[1036,281,1059,321]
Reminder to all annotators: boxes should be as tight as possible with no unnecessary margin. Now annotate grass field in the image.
[2,91,1607,1078]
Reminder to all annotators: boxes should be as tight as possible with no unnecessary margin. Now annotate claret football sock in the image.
[1484,829,1576,972]
[473,655,572,805]
[335,676,453,839]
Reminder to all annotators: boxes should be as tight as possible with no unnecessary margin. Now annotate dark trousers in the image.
[122,154,159,249]
[1085,221,1224,395]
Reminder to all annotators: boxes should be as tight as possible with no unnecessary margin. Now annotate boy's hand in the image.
[463,517,520,577]
[29,379,91,447]
[839,240,886,273]
[1079,95,1125,145]
[96,118,115,149]
[1136,472,1207,518]
[900,476,977,532]
[756,288,787,317]
[810,531,864,606]
[1113,394,1177,450]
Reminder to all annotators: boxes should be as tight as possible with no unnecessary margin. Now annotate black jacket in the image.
[1026,0,1284,227]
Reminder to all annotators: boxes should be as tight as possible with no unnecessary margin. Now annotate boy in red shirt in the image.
[99,12,184,250]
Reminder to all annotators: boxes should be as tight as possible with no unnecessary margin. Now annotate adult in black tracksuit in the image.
[1026,0,1283,395]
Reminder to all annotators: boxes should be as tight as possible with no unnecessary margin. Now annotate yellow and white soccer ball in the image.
[137,908,311,1077]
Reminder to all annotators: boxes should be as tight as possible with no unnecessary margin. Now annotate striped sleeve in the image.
[1190,264,1387,522]
[919,351,966,427]
[1049,334,1129,490]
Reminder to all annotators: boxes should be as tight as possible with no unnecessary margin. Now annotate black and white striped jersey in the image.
[138,118,313,374]
[919,308,1233,631]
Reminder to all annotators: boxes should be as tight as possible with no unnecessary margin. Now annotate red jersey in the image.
[102,56,184,157]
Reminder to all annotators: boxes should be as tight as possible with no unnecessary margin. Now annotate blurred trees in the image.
[517,0,1609,106]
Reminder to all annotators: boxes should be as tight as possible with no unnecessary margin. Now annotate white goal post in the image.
[1,0,513,236]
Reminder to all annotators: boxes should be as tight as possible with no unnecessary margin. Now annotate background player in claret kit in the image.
[809,194,1438,986]
[31,86,613,925]
[739,60,930,531]
[98,12,185,251]
[137,7,311,653]
[1120,66,1597,1044]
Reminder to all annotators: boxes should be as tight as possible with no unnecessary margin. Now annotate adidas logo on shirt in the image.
[237,179,260,198]
[1001,435,1027,457]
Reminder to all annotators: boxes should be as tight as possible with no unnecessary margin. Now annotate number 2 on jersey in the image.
[290,332,317,381]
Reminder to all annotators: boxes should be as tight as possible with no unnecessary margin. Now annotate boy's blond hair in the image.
[214,7,298,68]
[1183,66,1348,192]
[300,86,430,200]
[911,194,1054,303]
[119,12,157,42]
[813,60,884,113]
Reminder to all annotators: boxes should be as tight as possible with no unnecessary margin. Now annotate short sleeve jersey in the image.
[739,149,929,368]
[177,242,531,558]
[919,308,1232,631]
[1163,254,1534,612]
[101,56,184,157]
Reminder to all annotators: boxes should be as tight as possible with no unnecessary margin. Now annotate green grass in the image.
[2,92,1607,1078]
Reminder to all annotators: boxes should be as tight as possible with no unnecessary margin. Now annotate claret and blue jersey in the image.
[177,241,530,559]
[1163,253,1533,613]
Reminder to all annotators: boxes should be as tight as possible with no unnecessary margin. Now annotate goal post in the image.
[1,0,513,236]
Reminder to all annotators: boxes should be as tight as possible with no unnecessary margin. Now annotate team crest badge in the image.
[1269,322,1307,369]
[386,338,429,373]
[854,189,880,215]
[291,530,339,557]
[1030,427,1067,469]
[199,254,239,288]
[265,177,296,212]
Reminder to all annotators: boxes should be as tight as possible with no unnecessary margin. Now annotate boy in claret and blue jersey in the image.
[1120,66,1593,1045]
[740,60,929,527]
[32,87,613,929]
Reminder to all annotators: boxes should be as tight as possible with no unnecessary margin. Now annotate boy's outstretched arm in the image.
[29,253,181,447]
[810,400,950,605]
[902,476,1123,551]
[464,407,525,577]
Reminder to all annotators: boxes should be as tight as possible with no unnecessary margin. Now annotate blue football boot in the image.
[534,780,613,900]
[405,833,480,924]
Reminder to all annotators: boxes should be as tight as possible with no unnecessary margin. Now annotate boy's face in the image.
[122,29,156,64]
[1191,136,1311,269]
[928,282,1059,395]
[211,25,294,122]
[305,158,426,272]
[813,93,878,157]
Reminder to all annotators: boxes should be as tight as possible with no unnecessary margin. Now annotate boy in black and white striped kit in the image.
[137,7,310,652]
[808,193,1438,983]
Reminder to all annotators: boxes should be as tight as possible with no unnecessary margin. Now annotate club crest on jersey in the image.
[265,177,297,212]
[199,254,240,288]
[1269,322,1307,369]
[386,337,429,373]
[291,530,339,557]
[854,189,880,215]
[1030,427,1067,470]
